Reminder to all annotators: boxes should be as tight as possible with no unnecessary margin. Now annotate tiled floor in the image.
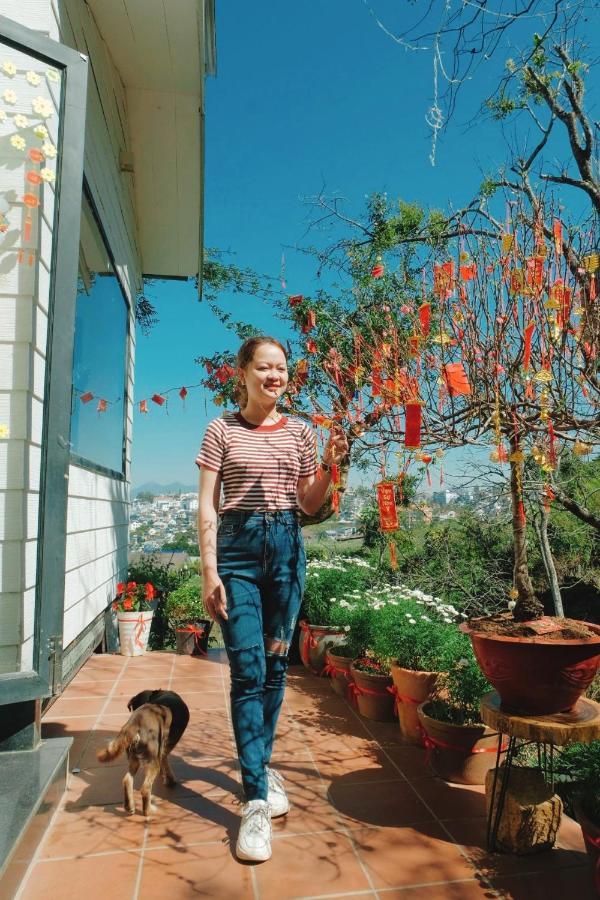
[14,650,595,899]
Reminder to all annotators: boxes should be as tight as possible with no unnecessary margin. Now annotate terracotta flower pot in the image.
[391,663,442,744]
[417,701,507,785]
[460,621,600,715]
[323,649,353,697]
[298,621,348,675]
[574,799,600,897]
[349,663,395,721]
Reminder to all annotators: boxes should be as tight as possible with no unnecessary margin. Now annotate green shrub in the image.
[302,556,375,626]
[555,741,600,824]
[165,576,207,624]
[128,556,196,650]
[428,630,492,725]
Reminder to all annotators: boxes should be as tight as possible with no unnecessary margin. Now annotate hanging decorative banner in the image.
[510,269,525,295]
[151,393,166,406]
[442,362,471,397]
[582,253,599,273]
[371,368,382,398]
[409,334,420,357]
[371,257,384,279]
[288,294,303,307]
[179,386,188,401]
[418,302,431,337]
[295,358,309,386]
[80,391,93,404]
[523,322,535,371]
[96,399,107,413]
[215,363,235,383]
[433,261,455,299]
[139,400,148,414]
[306,338,317,354]
[376,481,399,531]
[552,219,562,258]
[460,262,477,281]
[526,256,544,291]
[501,233,514,254]
[301,309,316,333]
[404,403,422,449]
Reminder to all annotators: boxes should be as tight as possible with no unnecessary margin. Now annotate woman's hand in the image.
[202,568,229,621]
[322,425,348,468]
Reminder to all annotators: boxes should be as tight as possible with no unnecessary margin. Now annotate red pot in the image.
[298,621,348,675]
[391,664,442,744]
[349,663,395,721]
[323,649,353,697]
[460,620,600,715]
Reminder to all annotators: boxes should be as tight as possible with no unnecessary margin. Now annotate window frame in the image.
[68,181,131,481]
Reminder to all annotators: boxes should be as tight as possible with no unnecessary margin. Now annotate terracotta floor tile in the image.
[39,803,146,859]
[145,791,240,848]
[256,831,372,899]
[139,844,254,899]
[443,816,588,879]
[349,822,478,890]
[311,746,401,783]
[328,779,436,828]
[378,880,493,899]
[59,681,122,700]
[409,776,487,821]
[379,742,431,779]
[20,851,141,900]
[271,780,342,835]
[490,866,596,899]
[46,696,108,718]
[165,756,241,797]
[170,677,226,694]
[65,765,128,808]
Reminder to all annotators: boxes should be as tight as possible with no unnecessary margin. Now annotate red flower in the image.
[116,582,125,595]
[122,597,134,611]
[126,581,137,591]
[145,583,155,600]
[112,602,119,611]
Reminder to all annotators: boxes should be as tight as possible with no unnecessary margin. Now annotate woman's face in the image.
[242,343,288,405]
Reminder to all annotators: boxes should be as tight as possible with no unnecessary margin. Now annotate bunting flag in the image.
[151,394,166,406]
[139,400,148,414]
[80,391,93,404]
[96,399,107,413]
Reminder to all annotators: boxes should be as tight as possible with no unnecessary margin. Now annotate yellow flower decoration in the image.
[14,114,29,129]
[26,70,42,86]
[3,89,17,105]
[46,68,60,83]
[42,141,56,158]
[2,61,16,77]
[31,96,53,118]
[0,424,10,438]
[33,124,48,139]
[9,134,26,151]
[40,167,55,183]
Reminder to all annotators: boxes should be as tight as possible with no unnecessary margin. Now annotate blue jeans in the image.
[217,509,306,801]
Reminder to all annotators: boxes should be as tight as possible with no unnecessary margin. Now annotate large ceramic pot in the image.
[298,621,348,675]
[574,799,600,897]
[117,610,154,657]
[323,649,353,697]
[391,663,442,744]
[349,663,395,721]
[175,619,213,656]
[460,621,600,715]
[417,701,507,785]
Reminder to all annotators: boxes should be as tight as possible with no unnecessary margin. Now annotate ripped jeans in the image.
[217,509,305,801]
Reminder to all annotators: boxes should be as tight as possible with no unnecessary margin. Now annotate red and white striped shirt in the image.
[196,411,318,511]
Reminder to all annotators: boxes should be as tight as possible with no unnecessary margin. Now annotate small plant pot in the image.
[117,610,154,657]
[574,800,600,897]
[175,619,212,656]
[298,621,348,675]
[417,701,506,785]
[323,649,354,697]
[391,664,442,744]
[349,663,395,721]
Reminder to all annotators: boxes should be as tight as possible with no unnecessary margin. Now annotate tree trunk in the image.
[533,502,564,617]
[509,438,544,621]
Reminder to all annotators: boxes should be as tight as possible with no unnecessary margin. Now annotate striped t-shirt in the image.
[196,411,318,511]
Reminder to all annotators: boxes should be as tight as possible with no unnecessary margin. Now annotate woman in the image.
[196,335,347,862]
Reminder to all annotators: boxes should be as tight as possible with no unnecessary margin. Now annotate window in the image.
[69,192,128,475]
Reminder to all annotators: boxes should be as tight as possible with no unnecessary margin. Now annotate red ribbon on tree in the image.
[404,403,422,448]
[371,259,384,278]
[523,322,535,371]
[552,218,562,257]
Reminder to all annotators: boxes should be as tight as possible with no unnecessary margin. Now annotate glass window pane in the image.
[69,194,128,474]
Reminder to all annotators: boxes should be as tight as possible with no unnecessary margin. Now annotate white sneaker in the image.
[236,799,272,862]
[267,767,290,817]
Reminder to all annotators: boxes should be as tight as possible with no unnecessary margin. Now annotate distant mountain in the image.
[133,481,197,497]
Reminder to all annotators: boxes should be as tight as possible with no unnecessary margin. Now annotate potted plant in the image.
[113,581,155,656]
[165,575,212,656]
[324,644,356,696]
[417,630,506,784]
[299,556,373,674]
[371,592,456,743]
[553,740,600,895]
[349,653,396,721]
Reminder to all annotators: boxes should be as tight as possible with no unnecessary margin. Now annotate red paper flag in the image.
[443,362,471,397]
[301,309,316,333]
[97,399,107,413]
[139,400,148,414]
[179,386,188,401]
[409,335,420,357]
[418,302,431,337]
[288,294,303,307]
[151,394,166,406]
[80,391,93,404]
[306,339,317,354]
[552,219,562,258]
[371,368,382,398]
[523,322,535,371]
[376,482,399,531]
[371,260,384,279]
[404,403,422,449]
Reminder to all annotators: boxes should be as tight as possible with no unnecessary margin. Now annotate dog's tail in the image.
[96,723,139,763]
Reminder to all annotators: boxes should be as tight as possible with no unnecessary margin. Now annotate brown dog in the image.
[96,703,172,817]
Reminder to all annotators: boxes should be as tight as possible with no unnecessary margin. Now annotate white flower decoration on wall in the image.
[33,124,48,139]
[3,89,17,105]
[10,134,26,150]
[31,97,53,118]
[2,61,16,77]
[40,167,55,183]
[46,69,59,83]
[42,141,56,158]
[14,114,29,129]
[26,70,42,86]
[0,109,6,121]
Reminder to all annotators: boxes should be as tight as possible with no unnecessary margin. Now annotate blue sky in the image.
[129,0,598,489]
